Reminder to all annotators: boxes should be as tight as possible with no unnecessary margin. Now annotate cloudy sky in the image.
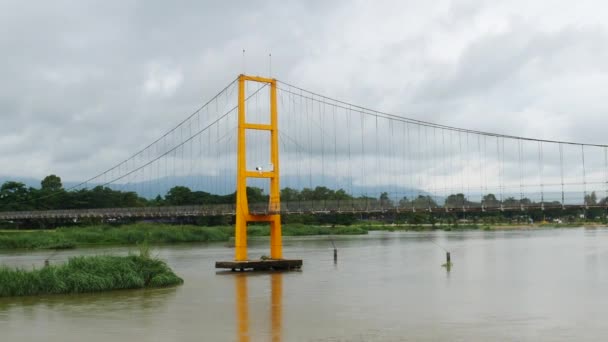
[2,0,608,189]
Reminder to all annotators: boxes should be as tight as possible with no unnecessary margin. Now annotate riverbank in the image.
[360,222,604,232]
[0,223,367,250]
[0,224,228,250]
[0,222,601,250]
[0,254,183,297]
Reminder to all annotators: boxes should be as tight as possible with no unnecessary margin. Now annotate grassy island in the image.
[0,253,183,297]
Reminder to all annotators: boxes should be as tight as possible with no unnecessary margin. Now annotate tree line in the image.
[1,174,606,212]
[0,175,355,211]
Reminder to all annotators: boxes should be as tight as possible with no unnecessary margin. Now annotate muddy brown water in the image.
[2,228,608,341]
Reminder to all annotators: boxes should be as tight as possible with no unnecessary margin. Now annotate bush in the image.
[0,254,183,297]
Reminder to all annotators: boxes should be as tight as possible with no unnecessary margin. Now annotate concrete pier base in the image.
[215,259,302,272]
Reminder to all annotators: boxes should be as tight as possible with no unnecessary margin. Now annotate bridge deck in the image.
[0,201,605,221]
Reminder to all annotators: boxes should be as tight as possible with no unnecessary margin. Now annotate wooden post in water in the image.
[446,252,451,264]
[330,237,337,263]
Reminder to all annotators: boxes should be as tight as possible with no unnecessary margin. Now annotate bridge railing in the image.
[0,201,605,221]
[0,204,237,220]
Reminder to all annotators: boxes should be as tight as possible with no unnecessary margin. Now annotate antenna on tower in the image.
[269,52,272,77]
[242,49,246,74]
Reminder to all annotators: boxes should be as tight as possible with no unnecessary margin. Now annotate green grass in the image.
[538,222,582,228]
[0,254,183,297]
[255,224,367,236]
[0,223,369,250]
[0,223,232,250]
[3,221,589,251]
[55,224,232,245]
[357,223,503,232]
[0,233,77,250]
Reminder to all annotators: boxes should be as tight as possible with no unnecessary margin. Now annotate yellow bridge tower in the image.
[216,74,302,271]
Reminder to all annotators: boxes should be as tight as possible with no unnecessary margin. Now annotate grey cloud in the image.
[1,0,608,204]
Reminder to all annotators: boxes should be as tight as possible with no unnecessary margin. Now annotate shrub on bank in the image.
[0,254,183,297]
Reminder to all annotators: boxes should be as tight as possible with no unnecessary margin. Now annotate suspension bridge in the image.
[2,73,607,264]
[2,74,608,221]
[2,74,607,221]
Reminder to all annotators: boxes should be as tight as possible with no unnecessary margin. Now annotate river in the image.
[1,228,608,341]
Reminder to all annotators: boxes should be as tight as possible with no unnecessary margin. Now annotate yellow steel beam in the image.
[243,123,272,131]
[245,171,274,179]
[246,214,277,222]
[240,74,275,83]
[268,77,282,259]
[235,75,249,261]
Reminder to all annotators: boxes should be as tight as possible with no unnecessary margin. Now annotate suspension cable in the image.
[605,146,608,207]
[347,105,353,196]
[518,139,524,207]
[277,81,608,148]
[11,79,261,205]
[582,145,587,206]
[559,143,565,208]
[477,134,483,208]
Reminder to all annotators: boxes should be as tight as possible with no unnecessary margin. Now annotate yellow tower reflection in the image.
[270,273,283,342]
[234,273,284,342]
[235,274,250,342]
